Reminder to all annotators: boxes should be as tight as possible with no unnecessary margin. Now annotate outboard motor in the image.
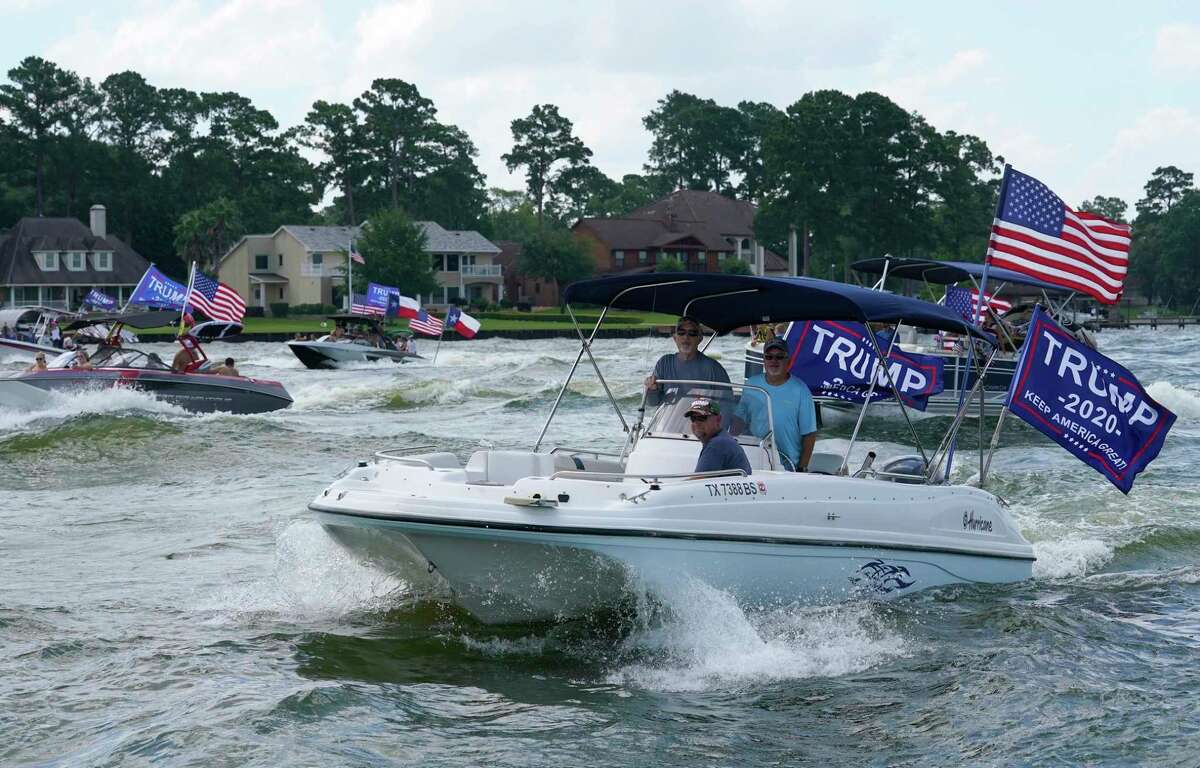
[879,454,928,484]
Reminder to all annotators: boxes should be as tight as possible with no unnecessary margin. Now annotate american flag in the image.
[350,293,385,316]
[349,241,365,265]
[943,285,1012,325]
[408,309,444,336]
[188,271,246,323]
[986,166,1131,304]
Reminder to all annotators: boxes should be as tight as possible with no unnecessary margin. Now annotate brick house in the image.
[494,240,560,307]
[572,189,788,276]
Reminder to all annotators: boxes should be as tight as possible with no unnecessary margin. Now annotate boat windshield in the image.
[643,384,767,447]
[88,346,170,370]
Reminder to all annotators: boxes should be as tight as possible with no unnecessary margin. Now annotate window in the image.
[92,251,112,271]
[16,286,39,304]
[638,250,647,264]
[311,253,322,267]
[43,286,65,305]
[717,251,728,262]
[278,286,286,300]
[253,285,262,301]
[431,254,443,271]
[36,251,59,271]
[255,254,269,271]
[446,286,461,302]
[462,254,476,267]
[66,252,85,271]
[614,250,624,268]
[445,254,459,272]
[277,254,283,267]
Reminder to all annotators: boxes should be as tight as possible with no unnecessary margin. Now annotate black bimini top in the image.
[65,310,181,330]
[328,314,385,328]
[563,272,995,342]
[851,256,1073,294]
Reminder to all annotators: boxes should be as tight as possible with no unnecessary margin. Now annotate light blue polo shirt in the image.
[735,374,817,467]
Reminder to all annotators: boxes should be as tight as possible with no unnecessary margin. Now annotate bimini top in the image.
[851,256,1071,294]
[65,310,181,330]
[563,272,995,341]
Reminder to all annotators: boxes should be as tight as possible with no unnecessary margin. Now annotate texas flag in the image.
[394,294,420,319]
[445,305,480,338]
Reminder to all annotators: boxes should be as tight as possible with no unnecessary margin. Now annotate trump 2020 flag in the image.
[83,289,117,310]
[444,305,480,338]
[129,265,188,309]
[783,321,944,410]
[366,282,419,319]
[1005,306,1174,493]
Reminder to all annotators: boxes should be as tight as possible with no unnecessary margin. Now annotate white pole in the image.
[347,237,353,311]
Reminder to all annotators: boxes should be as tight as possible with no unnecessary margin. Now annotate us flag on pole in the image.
[408,309,444,336]
[189,271,246,322]
[350,294,385,316]
[943,285,1012,325]
[986,166,1131,304]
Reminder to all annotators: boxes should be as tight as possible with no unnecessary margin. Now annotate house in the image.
[494,240,560,307]
[572,189,789,276]
[0,205,151,310]
[217,221,502,314]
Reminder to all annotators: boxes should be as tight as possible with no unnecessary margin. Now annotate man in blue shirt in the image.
[687,398,752,476]
[734,337,817,471]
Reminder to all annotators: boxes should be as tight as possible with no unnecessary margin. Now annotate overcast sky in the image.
[5,0,1199,213]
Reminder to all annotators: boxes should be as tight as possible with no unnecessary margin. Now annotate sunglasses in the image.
[763,353,788,361]
[687,414,712,422]
[675,329,701,337]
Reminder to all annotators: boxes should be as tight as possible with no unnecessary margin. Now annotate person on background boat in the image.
[645,315,730,406]
[211,357,240,376]
[0,323,10,338]
[687,398,752,476]
[733,337,817,472]
[72,348,94,370]
[25,353,48,372]
[49,319,62,349]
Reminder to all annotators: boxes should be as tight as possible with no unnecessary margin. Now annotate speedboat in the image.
[286,314,422,369]
[310,273,1035,625]
[0,306,75,357]
[744,256,1098,423]
[0,311,292,414]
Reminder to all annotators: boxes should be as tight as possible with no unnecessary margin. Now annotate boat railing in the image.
[374,445,441,469]
[548,446,625,460]
[548,468,748,482]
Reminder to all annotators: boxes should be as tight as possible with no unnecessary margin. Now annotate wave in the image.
[1146,381,1200,419]
[0,386,187,435]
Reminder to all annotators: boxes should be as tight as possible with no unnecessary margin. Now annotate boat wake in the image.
[604,578,909,692]
[1146,381,1200,420]
[0,386,187,436]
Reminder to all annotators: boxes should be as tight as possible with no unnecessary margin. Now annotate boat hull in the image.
[0,369,293,414]
[314,509,1032,624]
[286,341,420,369]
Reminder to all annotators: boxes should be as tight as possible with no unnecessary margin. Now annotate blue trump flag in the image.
[1005,306,1174,493]
[83,289,117,310]
[128,265,188,309]
[783,321,944,410]
[366,282,397,311]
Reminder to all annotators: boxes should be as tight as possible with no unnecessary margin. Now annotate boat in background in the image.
[0,310,292,414]
[286,314,421,369]
[0,306,76,357]
[312,273,1034,625]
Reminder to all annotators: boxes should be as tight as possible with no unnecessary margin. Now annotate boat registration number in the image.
[704,481,761,498]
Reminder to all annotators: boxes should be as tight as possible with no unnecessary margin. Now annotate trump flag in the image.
[128,266,188,309]
[783,321,944,410]
[1004,306,1174,493]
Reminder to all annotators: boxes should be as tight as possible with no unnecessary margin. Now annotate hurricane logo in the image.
[850,559,916,595]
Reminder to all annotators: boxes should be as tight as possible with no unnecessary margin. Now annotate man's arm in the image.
[799,432,816,472]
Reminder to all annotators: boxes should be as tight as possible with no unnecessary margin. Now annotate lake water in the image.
[2,329,1198,766]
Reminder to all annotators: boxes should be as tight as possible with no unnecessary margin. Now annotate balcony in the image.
[461,264,502,279]
[301,264,326,277]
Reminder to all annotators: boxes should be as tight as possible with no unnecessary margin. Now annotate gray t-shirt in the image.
[648,352,731,406]
[695,430,753,476]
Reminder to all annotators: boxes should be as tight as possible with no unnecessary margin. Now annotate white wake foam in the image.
[608,578,907,691]
[1146,381,1200,419]
[1031,537,1114,579]
[0,385,186,433]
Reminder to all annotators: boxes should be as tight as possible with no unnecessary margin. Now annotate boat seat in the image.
[806,452,845,476]
[421,452,462,469]
[464,450,557,486]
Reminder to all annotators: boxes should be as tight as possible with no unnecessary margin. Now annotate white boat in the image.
[310,273,1035,624]
[286,314,421,369]
[0,306,75,357]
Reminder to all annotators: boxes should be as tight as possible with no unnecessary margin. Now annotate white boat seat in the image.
[806,452,845,476]
[465,450,557,486]
[421,452,462,469]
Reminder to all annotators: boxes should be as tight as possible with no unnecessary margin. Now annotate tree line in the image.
[1,55,1194,306]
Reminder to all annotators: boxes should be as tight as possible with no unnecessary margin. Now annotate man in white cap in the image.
[687,397,752,476]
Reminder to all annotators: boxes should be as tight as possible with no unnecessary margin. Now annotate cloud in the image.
[46,0,339,94]
[1078,107,1200,210]
[1152,23,1200,77]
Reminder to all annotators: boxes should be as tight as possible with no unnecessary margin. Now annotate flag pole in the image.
[347,237,353,312]
[178,261,196,337]
[432,310,447,364]
[121,263,153,313]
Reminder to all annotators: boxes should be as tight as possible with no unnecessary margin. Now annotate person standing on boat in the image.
[645,316,730,406]
[49,320,62,349]
[733,338,817,472]
[687,398,752,476]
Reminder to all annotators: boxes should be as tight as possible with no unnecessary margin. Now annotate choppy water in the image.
[2,330,1199,766]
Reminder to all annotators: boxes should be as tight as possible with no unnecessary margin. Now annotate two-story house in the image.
[572,189,789,276]
[0,205,151,310]
[218,221,503,314]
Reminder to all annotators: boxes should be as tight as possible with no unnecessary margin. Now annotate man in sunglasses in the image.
[687,398,752,476]
[645,315,730,406]
[733,337,817,471]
